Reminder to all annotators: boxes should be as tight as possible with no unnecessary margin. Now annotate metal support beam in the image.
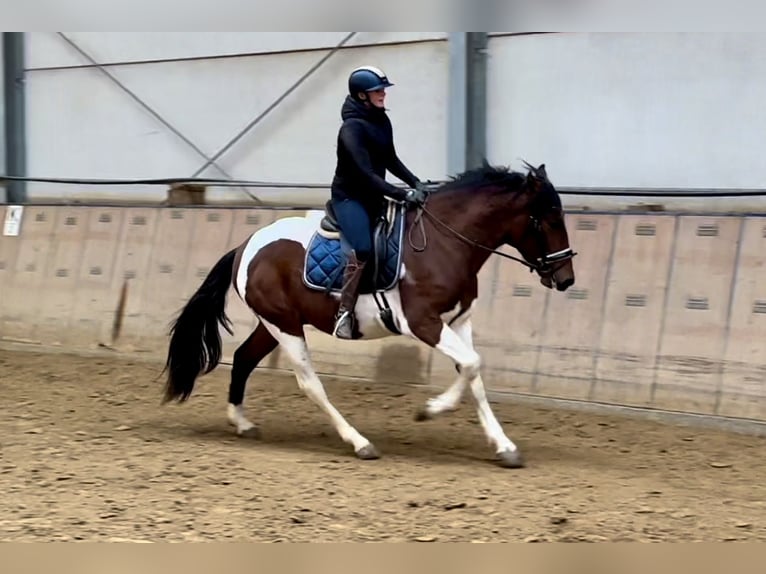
[447,33,468,177]
[3,32,27,203]
[466,33,488,170]
[447,33,488,177]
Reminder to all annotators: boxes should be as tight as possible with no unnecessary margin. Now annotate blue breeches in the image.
[331,198,374,262]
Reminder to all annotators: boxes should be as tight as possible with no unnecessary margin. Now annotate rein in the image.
[407,200,576,275]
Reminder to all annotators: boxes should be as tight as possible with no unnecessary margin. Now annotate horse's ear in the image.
[481,157,491,169]
[524,170,539,193]
[537,163,547,179]
[521,159,536,175]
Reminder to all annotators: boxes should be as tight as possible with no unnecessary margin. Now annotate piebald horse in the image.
[162,162,576,468]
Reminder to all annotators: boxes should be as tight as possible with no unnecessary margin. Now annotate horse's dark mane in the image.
[436,163,526,193]
[433,161,563,211]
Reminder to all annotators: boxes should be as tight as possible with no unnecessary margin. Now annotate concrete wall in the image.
[1,204,764,424]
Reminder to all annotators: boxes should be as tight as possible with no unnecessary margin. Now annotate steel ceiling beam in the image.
[447,32,488,176]
[3,32,27,203]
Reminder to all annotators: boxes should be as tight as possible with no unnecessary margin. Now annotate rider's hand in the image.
[404,187,426,206]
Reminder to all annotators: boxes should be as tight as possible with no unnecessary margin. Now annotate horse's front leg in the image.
[414,315,473,421]
[411,316,524,468]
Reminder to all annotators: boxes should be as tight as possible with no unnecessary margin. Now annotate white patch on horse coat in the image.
[234,211,412,340]
[353,281,412,340]
[234,211,324,300]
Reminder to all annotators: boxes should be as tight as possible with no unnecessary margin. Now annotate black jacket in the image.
[330,95,420,214]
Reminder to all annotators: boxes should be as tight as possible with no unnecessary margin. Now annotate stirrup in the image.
[332,310,354,338]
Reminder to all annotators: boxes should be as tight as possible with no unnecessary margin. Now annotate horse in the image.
[161,161,576,469]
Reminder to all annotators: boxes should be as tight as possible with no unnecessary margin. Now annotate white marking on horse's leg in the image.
[422,379,465,417]
[259,319,374,455]
[421,320,472,417]
[468,374,517,453]
[421,302,477,418]
[227,403,256,434]
[433,323,518,454]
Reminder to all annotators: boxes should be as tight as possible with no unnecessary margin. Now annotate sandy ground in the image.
[1,347,765,543]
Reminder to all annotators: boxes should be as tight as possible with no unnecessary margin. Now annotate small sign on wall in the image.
[3,205,24,236]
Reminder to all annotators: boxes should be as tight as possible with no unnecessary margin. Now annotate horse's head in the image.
[505,162,576,291]
[426,160,575,291]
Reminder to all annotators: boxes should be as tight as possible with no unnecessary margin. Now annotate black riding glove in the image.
[404,187,427,206]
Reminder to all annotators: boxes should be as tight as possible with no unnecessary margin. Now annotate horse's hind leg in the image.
[258,318,379,460]
[227,321,278,438]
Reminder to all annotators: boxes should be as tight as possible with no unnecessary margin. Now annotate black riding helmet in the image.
[348,66,394,102]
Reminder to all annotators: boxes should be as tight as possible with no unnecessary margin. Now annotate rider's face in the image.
[366,89,386,108]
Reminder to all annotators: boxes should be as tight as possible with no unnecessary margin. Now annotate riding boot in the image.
[332,251,367,340]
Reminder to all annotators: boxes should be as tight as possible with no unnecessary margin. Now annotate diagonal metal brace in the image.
[190,32,358,178]
[56,33,262,204]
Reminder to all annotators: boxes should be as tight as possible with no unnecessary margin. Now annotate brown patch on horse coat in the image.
[245,239,341,338]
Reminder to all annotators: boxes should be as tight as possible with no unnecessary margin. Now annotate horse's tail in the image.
[162,248,237,404]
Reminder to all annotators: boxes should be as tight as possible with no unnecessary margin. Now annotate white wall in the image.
[487,33,766,195]
[24,32,448,203]
[21,32,766,209]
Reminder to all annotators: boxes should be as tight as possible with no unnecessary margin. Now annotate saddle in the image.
[303,198,405,296]
[318,200,343,236]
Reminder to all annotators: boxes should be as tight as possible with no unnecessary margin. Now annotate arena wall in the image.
[1,204,764,425]
[4,33,766,429]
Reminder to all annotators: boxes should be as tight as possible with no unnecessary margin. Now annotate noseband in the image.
[528,216,577,275]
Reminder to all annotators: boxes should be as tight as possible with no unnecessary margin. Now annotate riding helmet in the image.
[348,66,394,100]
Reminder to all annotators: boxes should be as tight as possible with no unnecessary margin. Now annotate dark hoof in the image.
[414,407,432,422]
[496,449,525,469]
[237,426,261,439]
[355,443,380,460]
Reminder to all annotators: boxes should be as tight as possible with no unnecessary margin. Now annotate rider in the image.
[329,65,426,340]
